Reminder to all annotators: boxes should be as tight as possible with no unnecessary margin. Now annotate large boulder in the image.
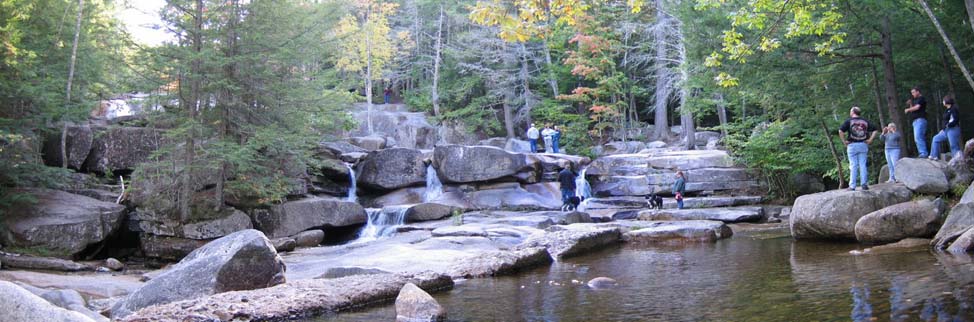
[894,158,949,194]
[252,197,366,238]
[854,199,947,244]
[356,148,427,190]
[84,126,165,173]
[396,282,446,322]
[518,225,621,259]
[433,145,534,183]
[932,202,974,249]
[0,189,125,258]
[0,281,95,322]
[946,227,974,254]
[599,141,646,156]
[139,234,209,261]
[111,229,285,319]
[790,184,912,240]
[623,220,732,243]
[405,203,459,222]
[348,136,387,151]
[179,209,253,240]
[42,124,93,169]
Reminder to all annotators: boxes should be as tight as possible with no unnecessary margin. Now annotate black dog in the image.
[562,196,583,211]
[645,193,663,210]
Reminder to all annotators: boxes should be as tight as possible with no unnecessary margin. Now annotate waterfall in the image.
[357,206,409,242]
[574,166,592,211]
[345,163,357,203]
[424,164,443,202]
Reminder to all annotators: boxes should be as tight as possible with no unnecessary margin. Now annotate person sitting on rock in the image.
[929,96,962,161]
[839,106,879,191]
[673,171,686,209]
[881,123,901,183]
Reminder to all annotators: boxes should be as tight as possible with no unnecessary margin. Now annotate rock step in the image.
[637,207,764,223]
[622,220,733,243]
[584,196,764,210]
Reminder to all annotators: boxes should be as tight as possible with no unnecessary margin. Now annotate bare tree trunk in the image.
[519,43,534,127]
[918,0,974,93]
[967,0,974,36]
[503,87,515,139]
[365,3,374,135]
[179,0,204,222]
[715,93,728,138]
[63,0,83,168]
[881,17,909,152]
[652,1,671,141]
[870,62,887,127]
[939,44,957,97]
[820,119,845,189]
[543,40,558,97]
[430,4,444,117]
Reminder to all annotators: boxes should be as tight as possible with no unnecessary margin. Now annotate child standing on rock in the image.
[673,171,686,209]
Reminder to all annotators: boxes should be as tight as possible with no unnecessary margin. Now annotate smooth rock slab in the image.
[356,147,427,190]
[0,281,95,322]
[448,247,552,278]
[112,229,285,319]
[854,199,946,244]
[121,272,453,321]
[946,227,974,254]
[894,158,950,194]
[790,184,913,241]
[0,189,126,258]
[932,202,974,249]
[431,225,487,237]
[0,253,90,271]
[396,282,445,322]
[253,197,366,238]
[518,225,622,259]
[433,145,532,183]
[623,220,733,243]
[637,207,763,223]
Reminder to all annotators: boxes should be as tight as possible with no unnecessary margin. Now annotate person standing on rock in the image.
[542,124,555,153]
[383,86,392,104]
[558,165,577,205]
[929,96,962,160]
[673,171,686,209]
[881,123,901,183]
[552,126,562,154]
[904,87,929,158]
[839,106,879,191]
[526,123,540,153]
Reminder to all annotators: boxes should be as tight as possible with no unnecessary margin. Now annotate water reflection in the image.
[320,237,974,322]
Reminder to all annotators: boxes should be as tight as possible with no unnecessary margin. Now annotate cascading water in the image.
[356,206,409,242]
[424,164,443,202]
[345,163,357,203]
[574,166,592,211]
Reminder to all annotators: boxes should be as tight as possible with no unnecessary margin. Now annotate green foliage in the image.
[532,99,595,157]
[951,183,968,198]
[724,120,832,199]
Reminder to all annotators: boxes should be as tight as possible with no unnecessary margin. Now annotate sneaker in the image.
[862,185,870,191]
[886,179,895,183]
[928,156,938,160]
[848,187,856,191]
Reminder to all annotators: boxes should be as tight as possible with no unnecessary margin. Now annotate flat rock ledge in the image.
[121,272,453,322]
[517,225,622,259]
[622,220,733,243]
[448,247,552,278]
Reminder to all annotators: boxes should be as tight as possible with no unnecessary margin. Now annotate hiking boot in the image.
[862,185,870,191]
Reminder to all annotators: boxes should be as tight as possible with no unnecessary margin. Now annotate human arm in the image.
[866,131,878,145]
[838,130,849,145]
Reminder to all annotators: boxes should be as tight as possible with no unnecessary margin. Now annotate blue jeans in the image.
[885,148,900,181]
[930,126,962,159]
[552,137,560,153]
[677,198,684,209]
[384,94,390,104]
[561,188,574,203]
[847,142,869,188]
[913,118,928,157]
[529,139,537,152]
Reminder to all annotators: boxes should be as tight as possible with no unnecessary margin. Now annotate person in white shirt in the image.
[526,123,540,152]
[541,124,555,153]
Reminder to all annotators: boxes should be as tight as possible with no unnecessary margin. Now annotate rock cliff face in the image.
[587,150,762,197]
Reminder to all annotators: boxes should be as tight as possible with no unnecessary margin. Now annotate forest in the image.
[3,0,974,213]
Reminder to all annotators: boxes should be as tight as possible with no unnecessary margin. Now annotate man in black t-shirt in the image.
[904,87,928,157]
[839,106,878,191]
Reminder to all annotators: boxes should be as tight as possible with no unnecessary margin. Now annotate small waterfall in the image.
[424,164,443,202]
[574,166,592,211]
[345,163,357,203]
[356,206,409,242]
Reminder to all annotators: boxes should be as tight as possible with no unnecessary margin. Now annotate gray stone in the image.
[623,220,733,243]
[348,107,439,149]
[477,137,508,148]
[180,209,253,240]
[253,197,367,238]
[405,203,459,222]
[270,238,296,252]
[694,131,721,146]
[467,186,560,211]
[854,199,947,244]
[396,283,445,322]
[601,141,646,156]
[34,288,108,322]
[42,124,94,169]
[591,176,650,197]
[356,148,427,190]
[491,216,555,229]
[0,253,90,271]
[112,229,285,319]
[586,154,649,176]
[646,141,666,149]
[961,182,974,204]
[790,184,913,240]
[0,189,125,258]
[638,207,763,223]
[448,247,552,278]
[293,230,325,248]
[894,158,950,194]
[0,281,95,322]
[431,225,487,237]
[947,157,974,190]
[317,267,393,279]
[932,202,974,249]
[946,227,974,254]
[317,141,367,159]
[646,150,735,170]
[105,258,124,271]
[348,135,387,151]
[433,145,534,183]
[518,225,621,259]
[140,234,208,261]
[84,126,165,173]
[586,277,617,289]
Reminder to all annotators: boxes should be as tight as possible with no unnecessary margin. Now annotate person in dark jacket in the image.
[929,96,962,160]
[558,166,577,204]
[904,87,929,157]
[672,171,686,209]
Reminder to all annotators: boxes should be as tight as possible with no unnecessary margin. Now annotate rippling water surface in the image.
[320,235,974,321]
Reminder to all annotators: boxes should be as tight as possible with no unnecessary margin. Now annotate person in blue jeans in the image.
[929,96,962,160]
[904,87,928,157]
[552,126,562,153]
[881,123,901,183]
[839,106,879,191]
[672,171,686,209]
